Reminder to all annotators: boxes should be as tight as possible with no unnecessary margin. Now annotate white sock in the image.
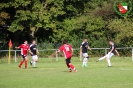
[33,61,36,67]
[98,56,106,61]
[107,59,111,66]
[83,58,88,66]
[31,61,33,63]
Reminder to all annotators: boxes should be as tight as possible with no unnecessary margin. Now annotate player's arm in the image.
[88,46,92,51]
[71,47,74,56]
[28,46,33,55]
[15,46,20,49]
[36,49,39,54]
[80,46,82,54]
[56,49,61,54]
[115,49,120,56]
[109,45,114,53]
[29,49,33,55]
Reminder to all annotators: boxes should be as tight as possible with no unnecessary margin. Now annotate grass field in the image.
[0,57,133,88]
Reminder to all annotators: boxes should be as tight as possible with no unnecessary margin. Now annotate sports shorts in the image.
[21,55,27,60]
[66,58,71,64]
[83,53,89,58]
[31,55,38,61]
[105,52,114,59]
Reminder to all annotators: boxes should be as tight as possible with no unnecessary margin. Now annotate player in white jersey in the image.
[80,38,91,67]
[96,40,119,67]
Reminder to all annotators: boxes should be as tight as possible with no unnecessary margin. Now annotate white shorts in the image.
[31,55,38,61]
[105,52,114,59]
[83,53,88,58]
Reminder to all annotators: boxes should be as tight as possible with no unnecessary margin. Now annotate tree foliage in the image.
[0,0,133,48]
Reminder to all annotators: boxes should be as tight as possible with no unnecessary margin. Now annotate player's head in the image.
[24,40,28,44]
[109,40,113,45]
[63,40,67,44]
[32,40,36,44]
[84,38,88,42]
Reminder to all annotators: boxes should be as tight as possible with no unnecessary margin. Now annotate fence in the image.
[0,47,133,63]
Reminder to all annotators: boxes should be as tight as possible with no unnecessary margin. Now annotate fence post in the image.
[132,48,133,61]
[15,50,17,63]
[56,50,58,61]
[105,48,107,55]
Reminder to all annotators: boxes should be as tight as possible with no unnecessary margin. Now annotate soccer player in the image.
[15,40,30,69]
[96,40,120,67]
[57,40,77,72]
[80,38,91,67]
[29,40,39,68]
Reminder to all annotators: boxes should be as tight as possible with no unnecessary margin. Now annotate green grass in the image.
[0,57,133,88]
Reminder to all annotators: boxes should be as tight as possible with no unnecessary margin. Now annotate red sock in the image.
[66,63,70,68]
[25,60,28,68]
[69,64,75,69]
[19,60,24,67]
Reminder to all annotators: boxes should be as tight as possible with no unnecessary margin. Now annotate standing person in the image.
[29,40,39,68]
[57,40,77,72]
[15,40,30,69]
[80,38,91,67]
[96,40,120,67]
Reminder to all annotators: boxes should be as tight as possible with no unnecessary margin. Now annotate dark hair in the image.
[32,40,36,42]
[109,40,113,42]
[63,40,67,44]
[84,38,87,39]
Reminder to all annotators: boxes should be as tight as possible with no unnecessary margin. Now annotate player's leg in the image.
[106,53,114,67]
[65,59,72,72]
[97,55,107,62]
[18,55,25,68]
[82,53,88,67]
[33,55,38,67]
[67,58,77,72]
[30,56,33,66]
[24,55,28,69]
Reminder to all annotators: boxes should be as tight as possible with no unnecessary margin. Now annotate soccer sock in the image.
[25,60,28,68]
[69,64,76,70]
[98,56,106,61]
[19,60,24,67]
[107,58,111,66]
[82,58,85,65]
[31,60,33,64]
[33,61,36,67]
[66,63,70,68]
[83,58,88,66]
[84,58,88,66]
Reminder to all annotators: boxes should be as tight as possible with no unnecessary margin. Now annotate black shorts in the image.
[21,55,27,60]
[65,58,71,64]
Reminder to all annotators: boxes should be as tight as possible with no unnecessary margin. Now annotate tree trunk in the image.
[29,27,35,42]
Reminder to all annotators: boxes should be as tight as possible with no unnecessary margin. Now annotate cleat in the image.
[82,65,85,67]
[96,60,99,62]
[68,69,72,72]
[68,68,72,72]
[30,61,32,66]
[85,65,88,67]
[74,69,77,73]
[18,66,21,69]
[25,66,28,69]
[108,66,112,67]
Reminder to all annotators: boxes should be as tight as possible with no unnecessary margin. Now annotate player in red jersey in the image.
[57,40,77,72]
[15,40,30,69]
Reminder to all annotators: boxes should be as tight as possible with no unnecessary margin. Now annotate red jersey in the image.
[59,44,72,59]
[19,44,29,55]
